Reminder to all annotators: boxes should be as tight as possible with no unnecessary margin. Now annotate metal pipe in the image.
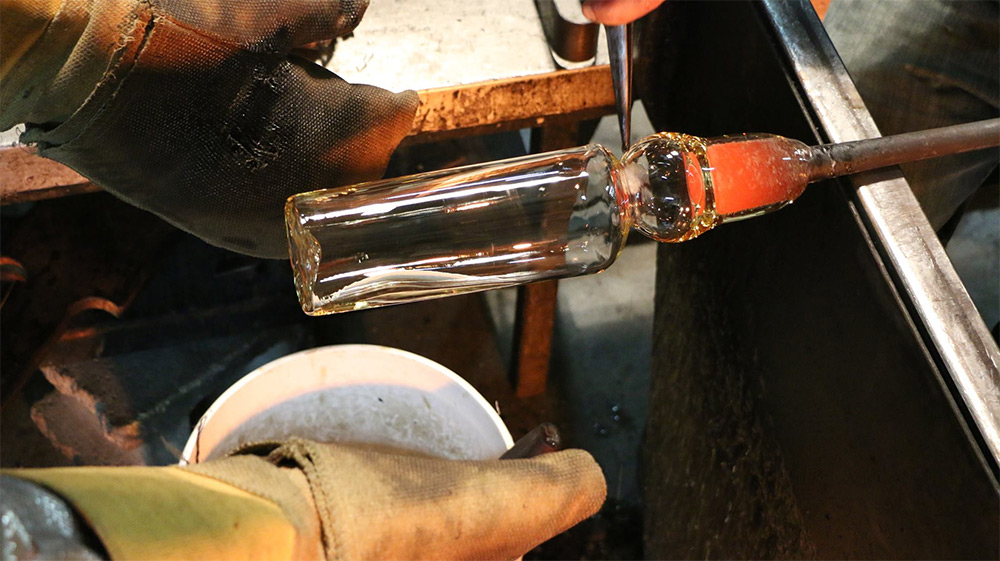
[499,423,562,459]
[606,23,633,151]
[808,118,999,182]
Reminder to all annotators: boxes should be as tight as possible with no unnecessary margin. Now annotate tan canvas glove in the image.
[8,439,607,560]
[1,0,418,258]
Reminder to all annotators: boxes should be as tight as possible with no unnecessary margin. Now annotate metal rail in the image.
[762,0,1000,479]
[809,119,1000,180]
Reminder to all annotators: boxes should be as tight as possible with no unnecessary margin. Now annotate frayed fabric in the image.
[4,0,417,258]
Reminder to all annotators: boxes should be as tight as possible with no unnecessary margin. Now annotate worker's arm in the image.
[5,439,607,561]
[0,0,60,79]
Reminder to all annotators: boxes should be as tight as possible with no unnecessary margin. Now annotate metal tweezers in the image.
[606,23,633,152]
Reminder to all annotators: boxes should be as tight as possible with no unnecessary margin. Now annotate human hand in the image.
[2,0,417,259]
[11,438,607,560]
[581,0,666,25]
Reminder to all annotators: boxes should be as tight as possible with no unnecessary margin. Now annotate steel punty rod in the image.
[808,118,1000,181]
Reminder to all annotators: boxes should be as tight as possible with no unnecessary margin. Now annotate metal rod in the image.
[606,23,633,152]
[499,422,561,459]
[807,118,999,182]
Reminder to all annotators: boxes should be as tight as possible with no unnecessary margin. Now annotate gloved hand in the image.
[0,0,418,258]
[7,438,607,560]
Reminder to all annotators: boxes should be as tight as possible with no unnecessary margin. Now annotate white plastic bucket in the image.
[181,344,513,464]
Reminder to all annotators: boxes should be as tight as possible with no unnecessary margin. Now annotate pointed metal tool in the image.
[606,23,633,152]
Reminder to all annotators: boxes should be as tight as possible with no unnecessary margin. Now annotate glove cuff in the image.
[183,454,326,560]
[10,439,607,561]
[8,465,303,560]
[236,438,608,561]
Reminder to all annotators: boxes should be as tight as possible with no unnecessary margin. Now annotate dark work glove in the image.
[3,0,418,258]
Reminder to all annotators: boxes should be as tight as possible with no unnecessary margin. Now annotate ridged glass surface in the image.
[619,133,715,243]
[287,145,629,315]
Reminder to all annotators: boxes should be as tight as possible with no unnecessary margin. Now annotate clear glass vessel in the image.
[286,132,813,315]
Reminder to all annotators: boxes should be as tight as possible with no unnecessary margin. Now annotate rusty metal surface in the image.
[0,195,177,411]
[33,328,307,465]
[512,280,559,398]
[0,257,28,309]
[409,67,614,143]
[29,391,147,466]
[0,146,96,204]
[0,220,313,467]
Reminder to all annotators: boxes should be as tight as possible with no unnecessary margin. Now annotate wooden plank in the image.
[408,66,614,142]
[512,280,559,398]
[0,146,96,204]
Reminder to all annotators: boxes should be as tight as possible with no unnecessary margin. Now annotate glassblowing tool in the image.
[605,23,633,151]
[286,119,999,315]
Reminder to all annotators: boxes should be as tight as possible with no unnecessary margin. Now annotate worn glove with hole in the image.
[1,0,418,258]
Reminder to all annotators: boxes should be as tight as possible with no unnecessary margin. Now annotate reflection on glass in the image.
[286,133,813,315]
